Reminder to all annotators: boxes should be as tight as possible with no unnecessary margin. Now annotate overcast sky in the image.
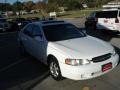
[0,0,41,4]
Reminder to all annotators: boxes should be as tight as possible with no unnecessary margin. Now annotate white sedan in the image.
[18,20,119,80]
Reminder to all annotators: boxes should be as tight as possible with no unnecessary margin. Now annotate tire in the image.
[48,57,63,81]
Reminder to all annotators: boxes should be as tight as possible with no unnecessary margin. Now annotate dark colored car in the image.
[41,17,57,21]
[8,21,19,31]
[12,18,26,29]
[20,20,32,29]
[26,17,40,22]
[0,18,10,32]
[85,11,98,30]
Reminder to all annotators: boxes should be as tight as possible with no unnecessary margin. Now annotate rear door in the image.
[21,24,34,54]
[21,24,47,63]
[29,24,47,63]
[96,11,118,30]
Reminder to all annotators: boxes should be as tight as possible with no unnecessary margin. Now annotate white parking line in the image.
[0,57,28,72]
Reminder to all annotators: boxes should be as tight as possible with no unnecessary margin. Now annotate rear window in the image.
[96,11,118,18]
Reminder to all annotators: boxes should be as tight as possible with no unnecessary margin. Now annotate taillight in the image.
[115,18,119,23]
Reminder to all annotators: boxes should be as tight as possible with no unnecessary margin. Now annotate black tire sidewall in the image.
[49,57,63,81]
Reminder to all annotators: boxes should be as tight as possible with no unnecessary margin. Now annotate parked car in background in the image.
[26,17,40,22]
[41,17,57,21]
[0,15,4,18]
[85,9,120,33]
[8,21,19,31]
[0,18,10,32]
[12,18,26,29]
[85,11,97,30]
[19,17,40,29]
[20,20,32,29]
[18,20,119,80]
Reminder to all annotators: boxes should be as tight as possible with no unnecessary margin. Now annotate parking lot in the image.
[0,18,120,90]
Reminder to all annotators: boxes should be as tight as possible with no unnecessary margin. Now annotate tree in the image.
[45,3,59,13]
[48,0,114,9]
[13,1,24,11]
[66,0,83,10]
[23,1,35,12]
[35,1,46,10]
[0,3,12,11]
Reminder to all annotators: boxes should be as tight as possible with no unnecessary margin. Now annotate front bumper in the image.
[59,54,119,80]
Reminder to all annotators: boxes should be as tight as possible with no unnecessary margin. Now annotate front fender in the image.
[47,46,68,64]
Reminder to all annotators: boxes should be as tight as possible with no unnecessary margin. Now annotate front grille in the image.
[92,53,112,63]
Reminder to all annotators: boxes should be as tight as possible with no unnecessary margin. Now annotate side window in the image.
[89,12,95,18]
[23,24,33,36]
[31,25,43,39]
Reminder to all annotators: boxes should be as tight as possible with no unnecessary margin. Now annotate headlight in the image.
[65,58,91,66]
[112,50,116,56]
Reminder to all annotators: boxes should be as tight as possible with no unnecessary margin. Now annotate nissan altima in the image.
[18,20,119,80]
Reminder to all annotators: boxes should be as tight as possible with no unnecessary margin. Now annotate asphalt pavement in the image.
[0,18,120,90]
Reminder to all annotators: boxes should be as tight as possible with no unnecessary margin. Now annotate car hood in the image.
[49,36,114,59]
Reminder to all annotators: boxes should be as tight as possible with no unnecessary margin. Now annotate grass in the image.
[8,8,99,20]
[57,8,100,18]
[20,13,42,18]
[8,13,42,19]
[57,10,90,18]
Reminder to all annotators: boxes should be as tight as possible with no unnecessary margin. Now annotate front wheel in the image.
[49,58,63,81]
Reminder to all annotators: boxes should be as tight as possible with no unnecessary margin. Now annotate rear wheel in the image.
[48,57,63,81]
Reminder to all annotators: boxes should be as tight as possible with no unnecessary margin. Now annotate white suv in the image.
[85,9,120,33]
[18,20,119,80]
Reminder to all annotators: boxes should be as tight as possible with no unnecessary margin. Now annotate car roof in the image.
[33,20,69,26]
[92,8,119,13]
[90,10,119,16]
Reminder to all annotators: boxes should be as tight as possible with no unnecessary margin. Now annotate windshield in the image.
[96,11,118,18]
[42,24,86,41]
